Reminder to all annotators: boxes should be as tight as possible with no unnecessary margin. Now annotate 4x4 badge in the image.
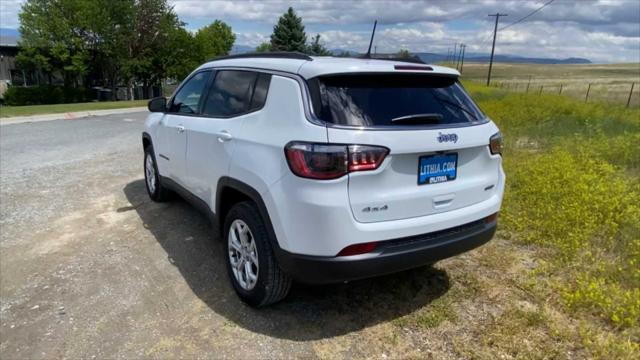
[437,132,458,143]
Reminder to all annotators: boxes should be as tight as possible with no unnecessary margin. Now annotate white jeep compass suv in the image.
[142,52,505,306]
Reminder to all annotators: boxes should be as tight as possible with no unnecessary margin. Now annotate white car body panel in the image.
[185,114,245,206]
[327,121,501,223]
[157,113,188,184]
[228,75,327,206]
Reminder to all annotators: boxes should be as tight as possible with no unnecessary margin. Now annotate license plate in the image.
[418,153,458,185]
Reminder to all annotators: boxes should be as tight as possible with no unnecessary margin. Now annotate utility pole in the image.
[447,47,451,62]
[456,44,466,70]
[459,44,466,73]
[453,43,457,66]
[487,13,508,86]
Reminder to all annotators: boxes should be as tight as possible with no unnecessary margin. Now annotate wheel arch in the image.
[142,132,153,150]
[216,177,281,252]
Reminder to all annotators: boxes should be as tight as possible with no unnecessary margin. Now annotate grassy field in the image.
[363,82,639,359]
[0,100,148,118]
[457,63,640,108]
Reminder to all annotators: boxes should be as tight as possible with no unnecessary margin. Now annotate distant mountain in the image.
[230,44,256,54]
[210,45,594,64]
[416,52,591,65]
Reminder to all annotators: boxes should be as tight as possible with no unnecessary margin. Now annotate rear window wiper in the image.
[432,96,479,121]
[391,113,444,124]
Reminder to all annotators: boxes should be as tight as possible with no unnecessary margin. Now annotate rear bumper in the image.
[275,218,496,284]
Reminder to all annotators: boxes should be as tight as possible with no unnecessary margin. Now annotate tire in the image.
[224,201,291,307]
[143,145,172,202]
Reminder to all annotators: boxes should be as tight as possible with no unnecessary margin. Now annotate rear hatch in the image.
[308,72,502,223]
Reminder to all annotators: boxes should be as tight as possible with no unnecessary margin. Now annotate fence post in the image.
[539,85,543,95]
[559,84,563,95]
[585,83,591,103]
[627,83,635,108]
[526,75,531,93]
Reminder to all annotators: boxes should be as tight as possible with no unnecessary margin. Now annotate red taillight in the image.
[337,241,378,256]
[285,142,389,180]
[347,145,389,171]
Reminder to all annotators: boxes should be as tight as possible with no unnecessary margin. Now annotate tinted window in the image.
[169,71,211,114]
[203,71,258,117]
[249,73,272,111]
[308,74,485,127]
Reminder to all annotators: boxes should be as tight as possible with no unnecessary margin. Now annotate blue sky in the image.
[2,0,639,63]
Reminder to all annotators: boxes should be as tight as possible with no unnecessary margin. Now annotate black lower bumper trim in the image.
[275,220,496,284]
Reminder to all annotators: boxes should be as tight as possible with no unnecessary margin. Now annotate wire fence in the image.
[487,80,639,108]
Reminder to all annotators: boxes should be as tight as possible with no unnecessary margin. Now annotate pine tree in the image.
[309,34,332,56]
[270,7,307,52]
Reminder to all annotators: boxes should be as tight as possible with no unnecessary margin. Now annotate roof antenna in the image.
[365,20,377,58]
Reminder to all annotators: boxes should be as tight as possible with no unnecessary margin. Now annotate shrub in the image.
[3,85,92,106]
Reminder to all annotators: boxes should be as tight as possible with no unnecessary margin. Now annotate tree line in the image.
[16,0,235,100]
[10,3,410,105]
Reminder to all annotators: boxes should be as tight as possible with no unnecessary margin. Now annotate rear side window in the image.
[203,71,272,117]
[169,70,212,114]
[307,74,485,127]
[250,73,271,111]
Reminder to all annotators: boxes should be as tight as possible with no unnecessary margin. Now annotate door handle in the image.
[176,125,185,133]
[216,131,233,142]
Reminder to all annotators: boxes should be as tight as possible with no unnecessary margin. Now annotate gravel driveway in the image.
[0,113,453,359]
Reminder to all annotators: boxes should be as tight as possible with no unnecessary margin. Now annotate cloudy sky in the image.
[1,0,639,63]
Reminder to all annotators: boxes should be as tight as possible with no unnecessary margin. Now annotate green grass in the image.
[0,100,148,118]
[463,81,640,356]
[457,62,640,107]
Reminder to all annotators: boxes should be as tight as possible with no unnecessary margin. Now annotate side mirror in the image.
[148,97,167,113]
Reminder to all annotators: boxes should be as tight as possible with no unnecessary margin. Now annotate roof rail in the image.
[208,51,313,62]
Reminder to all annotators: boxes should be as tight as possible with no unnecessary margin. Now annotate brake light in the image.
[285,142,389,180]
[348,145,389,171]
[489,132,503,155]
[337,241,378,256]
[394,65,433,71]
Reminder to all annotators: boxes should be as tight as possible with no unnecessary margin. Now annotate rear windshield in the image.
[307,74,485,127]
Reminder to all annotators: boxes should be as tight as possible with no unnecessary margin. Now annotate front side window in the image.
[307,74,485,127]
[169,70,211,114]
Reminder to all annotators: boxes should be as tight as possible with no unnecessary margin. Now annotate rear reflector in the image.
[489,132,503,155]
[337,242,378,256]
[484,212,499,224]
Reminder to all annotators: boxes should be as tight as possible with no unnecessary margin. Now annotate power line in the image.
[499,0,555,31]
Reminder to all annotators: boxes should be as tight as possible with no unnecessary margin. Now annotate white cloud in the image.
[0,0,24,29]
[170,0,639,62]
[169,0,639,27]
[234,32,269,47]
[1,0,638,62]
